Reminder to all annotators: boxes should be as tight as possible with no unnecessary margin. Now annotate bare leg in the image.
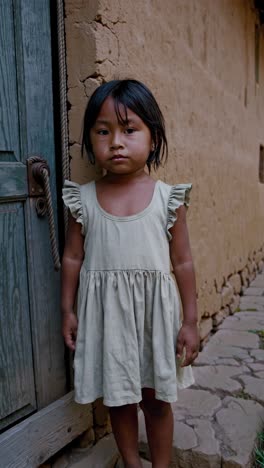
[109,404,143,468]
[140,388,173,468]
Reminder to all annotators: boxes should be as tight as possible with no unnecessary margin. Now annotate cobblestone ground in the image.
[140,271,264,467]
[40,271,264,468]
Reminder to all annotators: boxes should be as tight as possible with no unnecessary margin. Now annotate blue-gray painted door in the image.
[0,0,66,431]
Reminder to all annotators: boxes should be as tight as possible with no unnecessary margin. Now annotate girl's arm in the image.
[169,205,199,366]
[61,214,84,350]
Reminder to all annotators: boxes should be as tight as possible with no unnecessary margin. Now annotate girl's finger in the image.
[176,338,184,357]
[68,340,76,351]
[182,350,199,367]
[65,332,76,351]
[182,349,192,367]
[182,344,198,366]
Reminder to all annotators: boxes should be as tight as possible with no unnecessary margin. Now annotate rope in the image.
[57,0,70,234]
[42,169,61,271]
[28,156,61,271]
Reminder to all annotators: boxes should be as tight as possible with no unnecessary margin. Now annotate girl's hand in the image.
[62,311,78,351]
[176,322,199,367]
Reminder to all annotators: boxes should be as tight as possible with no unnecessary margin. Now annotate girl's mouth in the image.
[111,155,128,161]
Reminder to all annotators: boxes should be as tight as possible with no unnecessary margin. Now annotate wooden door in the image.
[0,0,66,432]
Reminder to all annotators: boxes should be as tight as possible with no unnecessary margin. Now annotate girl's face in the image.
[90,97,153,175]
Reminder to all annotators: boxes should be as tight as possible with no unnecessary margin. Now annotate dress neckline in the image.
[93,180,160,222]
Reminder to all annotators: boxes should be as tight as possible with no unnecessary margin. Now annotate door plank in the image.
[0,162,27,200]
[17,0,66,408]
[0,203,36,430]
[0,392,93,468]
[0,1,37,429]
[0,0,20,158]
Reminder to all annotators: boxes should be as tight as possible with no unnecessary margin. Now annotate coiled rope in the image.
[27,156,61,271]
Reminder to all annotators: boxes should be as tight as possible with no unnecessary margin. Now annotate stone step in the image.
[51,434,151,468]
[249,275,264,288]
[63,434,119,468]
[243,286,264,296]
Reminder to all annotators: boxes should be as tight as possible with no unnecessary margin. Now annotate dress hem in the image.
[73,378,195,407]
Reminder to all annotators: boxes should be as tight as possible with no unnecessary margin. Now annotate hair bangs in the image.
[113,96,129,127]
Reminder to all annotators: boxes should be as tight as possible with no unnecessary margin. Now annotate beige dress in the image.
[62,179,195,406]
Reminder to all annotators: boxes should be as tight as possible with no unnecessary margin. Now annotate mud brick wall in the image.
[64,0,264,439]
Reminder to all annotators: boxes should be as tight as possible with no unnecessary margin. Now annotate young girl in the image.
[61,79,199,468]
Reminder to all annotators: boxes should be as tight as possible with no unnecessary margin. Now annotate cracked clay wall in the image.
[64,0,264,327]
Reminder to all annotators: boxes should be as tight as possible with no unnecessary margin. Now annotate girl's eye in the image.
[124,128,136,134]
[97,129,109,135]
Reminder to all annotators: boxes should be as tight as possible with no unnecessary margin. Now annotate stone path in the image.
[139,271,264,467]
[42,271,264,468]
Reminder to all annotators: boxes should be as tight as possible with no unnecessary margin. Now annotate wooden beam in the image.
[0,392,93,468]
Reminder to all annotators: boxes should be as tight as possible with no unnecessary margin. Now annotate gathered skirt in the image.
[73,268,194,406]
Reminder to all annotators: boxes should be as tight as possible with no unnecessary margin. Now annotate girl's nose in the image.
[110,131,124,149]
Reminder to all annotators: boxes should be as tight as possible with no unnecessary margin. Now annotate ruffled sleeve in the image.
[167,183,192,241]
[62,180,84,234]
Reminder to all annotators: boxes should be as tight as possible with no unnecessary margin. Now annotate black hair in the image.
[82,79,168,172]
